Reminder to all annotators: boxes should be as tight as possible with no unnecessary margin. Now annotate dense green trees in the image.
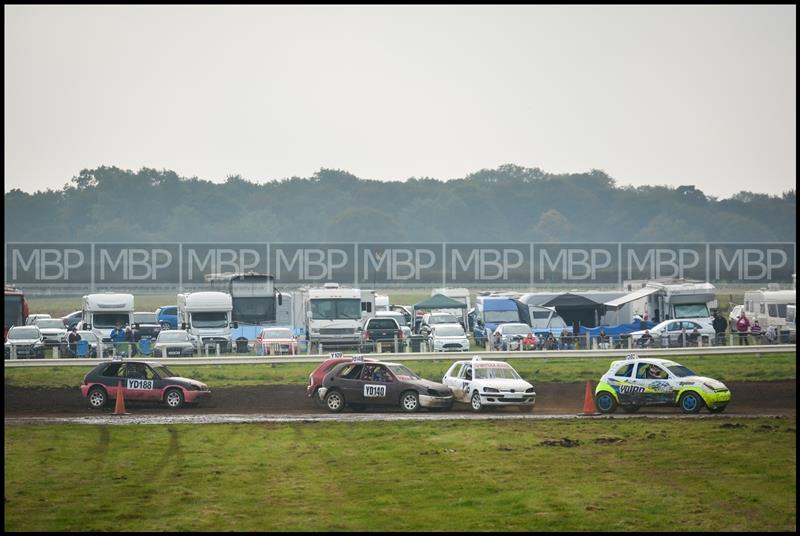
[4,165,795,242]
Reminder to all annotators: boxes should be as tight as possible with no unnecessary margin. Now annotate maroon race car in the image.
[81,359,211,409]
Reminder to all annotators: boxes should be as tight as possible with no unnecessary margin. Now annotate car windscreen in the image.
[36,320,64,329]
[133,313,158,324]
[501,325,530,335]
[261,329,293,339]
[151,365,178,379]
[367,319,398,329]
[674,304,709,319]
[310,299,362,320]
[387,364,420,381]
[191,312,228,328]
[666,365,697,378]
[474,365,521,380]
[435,326,464,337]
[430,315,458,324]
[93,313,130,329]
[158,332,190,342]
[8,328,39,339]
[485,310,519,323]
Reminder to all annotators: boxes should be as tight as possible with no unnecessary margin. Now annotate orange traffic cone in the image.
[114,380,128,415]
[581,380,599,416]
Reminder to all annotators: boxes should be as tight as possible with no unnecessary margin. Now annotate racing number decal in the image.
[126,379,154,390]
[363,384,387,398]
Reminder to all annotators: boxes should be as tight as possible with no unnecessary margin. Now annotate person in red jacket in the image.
[736,313,751,345]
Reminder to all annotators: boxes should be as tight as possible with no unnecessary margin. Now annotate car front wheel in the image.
[679,392,703,414]
[470,391,483,412]
[595,392,617,414]
[325,390,345,413]
[88,387,107,409]
[164,388,184,409]
[400,391,420,413]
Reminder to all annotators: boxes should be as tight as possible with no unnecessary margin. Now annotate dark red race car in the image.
[81,359,211,409]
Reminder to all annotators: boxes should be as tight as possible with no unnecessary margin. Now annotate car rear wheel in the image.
[679,392,703,414]
[595,392,617,414]
[88,387,107,409]
[165,388,184,409]
[325,390,345,413]
[470,391,483,412]
[621,405,640,413]
[400,391,420,412]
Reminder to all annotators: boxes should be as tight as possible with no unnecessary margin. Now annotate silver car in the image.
[34,318,68,349]
[153,330,196,357]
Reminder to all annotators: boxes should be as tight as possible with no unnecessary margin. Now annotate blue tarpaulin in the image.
[578,321,655,337]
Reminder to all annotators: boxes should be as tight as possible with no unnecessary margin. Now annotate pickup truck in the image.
[360,316,405,353]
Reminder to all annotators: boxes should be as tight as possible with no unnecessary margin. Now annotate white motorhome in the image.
[297,283,375,351]
[743,289,796,329]
[605,279,717,323]
[81,293,134,343]
[375,294,390,311]
[177,291,235,352]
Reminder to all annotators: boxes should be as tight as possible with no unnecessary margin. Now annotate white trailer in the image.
[177,291,235,353]
[81,293,134,343]
[743,289,796,329]
[604,279,717,323]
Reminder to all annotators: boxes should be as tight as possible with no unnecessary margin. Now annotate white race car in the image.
[442,356,535,411]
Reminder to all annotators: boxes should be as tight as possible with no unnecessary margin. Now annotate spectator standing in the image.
[750,320,763,343]
[67,326,82,357]
[736,313,751,345]
[712,312,728,345]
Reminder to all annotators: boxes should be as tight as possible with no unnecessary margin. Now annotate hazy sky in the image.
[4,5,796,198]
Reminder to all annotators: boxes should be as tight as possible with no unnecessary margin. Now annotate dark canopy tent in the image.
[542,293,605,328]
[412,294,468,333]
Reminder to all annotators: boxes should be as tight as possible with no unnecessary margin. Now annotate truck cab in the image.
[301,283,373,352]
[473,296,522,347]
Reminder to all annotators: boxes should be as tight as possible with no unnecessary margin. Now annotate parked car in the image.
[360,316,405,352]
[442,357,536,412]
[628,319,715,347]
[375,310,412,340]
[75,330,111,357]
[81,360,211,409]
[492,322,534,351]
[594,354,731,414]
[4,325,46,359]
[428,323,470,352]
[25,313,52,325]
[418,313,461,336]
[318,357,453,413]
[61,310,84,331]
[155,305,178,330]
[132,312,162,342]
[33,318,68,349]
[256,327,298,355]
[153,330,196,357]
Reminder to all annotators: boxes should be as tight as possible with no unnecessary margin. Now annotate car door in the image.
[443,363,464,397]
[632,362,674,405]
[360,364,393,406]
[454,363,474,402]
[120,363,158,401]
[333,363,364,404]
[98,362,125,399]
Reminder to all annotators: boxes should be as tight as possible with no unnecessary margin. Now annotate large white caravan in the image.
[743,289,796,329]
[605,279,717,323]
[81,293,134,343]
[177,291,235,352]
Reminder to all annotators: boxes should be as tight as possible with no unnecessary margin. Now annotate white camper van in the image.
[177,291,236,353]
[81,293,135,343]
[605,279,717,323]
[297,283,374,352]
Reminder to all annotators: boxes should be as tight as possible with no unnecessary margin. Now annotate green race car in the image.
[595,354,731,414]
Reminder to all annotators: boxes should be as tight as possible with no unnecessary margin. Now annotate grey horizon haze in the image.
[4,5,796,199]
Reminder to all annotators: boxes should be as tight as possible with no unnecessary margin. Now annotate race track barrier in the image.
[3,344,795,367]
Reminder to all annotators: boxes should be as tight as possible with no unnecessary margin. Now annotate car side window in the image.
[614,363,634,378]
[461,365,473,380]
[448,364,463,378]
[338,364,363,379]
[636,363,650,379]
[102,363,123,377]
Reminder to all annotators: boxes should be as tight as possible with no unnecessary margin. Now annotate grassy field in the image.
[4,418,795,531]
[5,353,796,389]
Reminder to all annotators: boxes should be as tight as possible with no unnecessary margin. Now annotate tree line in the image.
[4,164,796,242]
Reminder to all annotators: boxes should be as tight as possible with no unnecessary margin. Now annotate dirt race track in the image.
[4,381,796,417]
